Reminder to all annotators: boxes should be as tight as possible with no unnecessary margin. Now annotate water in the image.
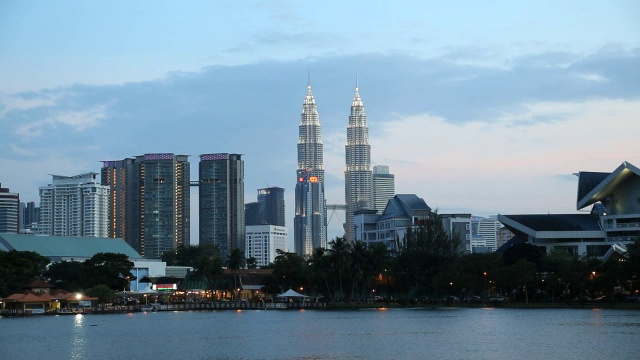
[1,307,639,359]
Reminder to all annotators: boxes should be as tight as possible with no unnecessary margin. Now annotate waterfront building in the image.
[354,194,432,250]
[499,161,639,259]
[245,225,288,267]
[102,154,190,258]
[294,81,327,257]
[0,184,20,234]
[38,173,109,237]
[345,80,373,242]
[372,165,395,214]
[199,153,244,259]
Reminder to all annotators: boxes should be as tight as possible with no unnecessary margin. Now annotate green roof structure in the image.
[0,234,142,261]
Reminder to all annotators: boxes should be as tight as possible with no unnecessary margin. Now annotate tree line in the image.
[2,213,639,305]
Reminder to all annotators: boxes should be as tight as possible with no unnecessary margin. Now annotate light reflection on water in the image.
[1,308,639,360]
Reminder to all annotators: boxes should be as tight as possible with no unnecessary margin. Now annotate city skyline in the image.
[1,1,638,245]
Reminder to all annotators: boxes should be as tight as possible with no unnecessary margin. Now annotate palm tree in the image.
[226,248,246,300]
[327,237,352,302]
[308,247,333,302]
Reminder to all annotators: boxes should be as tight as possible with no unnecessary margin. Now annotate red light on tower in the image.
[309,176,318,183]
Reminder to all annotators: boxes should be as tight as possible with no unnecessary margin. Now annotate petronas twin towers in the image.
[294,76,372,257]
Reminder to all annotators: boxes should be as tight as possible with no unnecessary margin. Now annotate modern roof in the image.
[499,214,602,232]
[378,194,431,221]
[577,161,640,210]
[0,234,142,260]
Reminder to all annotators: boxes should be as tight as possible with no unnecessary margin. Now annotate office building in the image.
[38,173,109,237]
[345,80,372,242]
[372,165,395,214]
[258,187,285,227]
[245,225,288,267]
[0,184,20,234]
[294,81,327,257]
[245,202,262,226]
[199,153,244,259]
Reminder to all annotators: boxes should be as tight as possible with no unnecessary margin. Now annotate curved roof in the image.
[577,161,640,210]
[0,234,141,259]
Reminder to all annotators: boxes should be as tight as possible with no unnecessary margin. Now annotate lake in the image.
[1,307,639,359]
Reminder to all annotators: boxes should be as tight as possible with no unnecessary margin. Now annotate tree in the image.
[246,257,258,269]
[226,248,246,299]
[0,250,50,296]
[395,213,461,297]
[85,284,116,304]
[308,247,333,302]
[46,261,86,292]
[327,237,352,301]
[272,249,308,293]
[83,252,135,291]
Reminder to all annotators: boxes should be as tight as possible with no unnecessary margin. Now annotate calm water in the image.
[1,307,639,359]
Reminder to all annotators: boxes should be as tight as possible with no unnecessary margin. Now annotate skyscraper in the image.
[199,153,244,259]
[344,80,372,242]
[372,165,395,214]
[101,154,190,258]
[38,173,109,237]
[294,81,327,257]
[258,187,285,227]
[101,159,135,242]
[0,183,20,234]
[20,201,40,231]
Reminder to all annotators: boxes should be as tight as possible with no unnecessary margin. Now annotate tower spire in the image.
[307,68,311,89]
[355,71,359,92]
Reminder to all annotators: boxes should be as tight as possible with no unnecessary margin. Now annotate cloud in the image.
[0,46,638,241]
[14,103,111,138]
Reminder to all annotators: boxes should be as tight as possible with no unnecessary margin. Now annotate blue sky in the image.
[1,0,639,244]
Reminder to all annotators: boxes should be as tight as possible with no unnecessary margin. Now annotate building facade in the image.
[101,154,190,259]
[244,202,262,226]
[199,153,245,259]
[258,187,285,227]
[294,83,327,257]
[38,173,109,237]
[499,161,639,259]
[372,165,395,214]
[345,82,373,242]
[0,184,20,234]
[20,201,39,232]
[354,194,432,250]
[245,225,288,267]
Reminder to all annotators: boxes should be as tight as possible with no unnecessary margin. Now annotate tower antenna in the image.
[356,70,359,91]
[307,69,311,87]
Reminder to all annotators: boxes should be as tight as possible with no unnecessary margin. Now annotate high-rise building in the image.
[471,216,502,252]
[38,173,109,237]
[373,165,395,214]
[199,153,244,259]
[345,81,372,242]
[245,225,288,267]
[244,202,262,226]
[0,183,20,234]
[101,154,190,258]
[258,187,285,227]
[101,159,135,242]
[20,201,39,231]
[294,81,327,257]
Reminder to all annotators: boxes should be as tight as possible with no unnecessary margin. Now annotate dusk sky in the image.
[1,1,639,244]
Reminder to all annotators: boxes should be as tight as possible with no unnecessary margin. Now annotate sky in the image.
[1,0,639,246]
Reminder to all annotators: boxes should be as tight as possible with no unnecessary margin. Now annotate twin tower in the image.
[294,78,372,257]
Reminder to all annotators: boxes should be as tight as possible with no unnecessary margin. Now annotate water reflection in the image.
[70,314,85,360]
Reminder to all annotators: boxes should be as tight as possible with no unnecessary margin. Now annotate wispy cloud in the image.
[14,103,111,138]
